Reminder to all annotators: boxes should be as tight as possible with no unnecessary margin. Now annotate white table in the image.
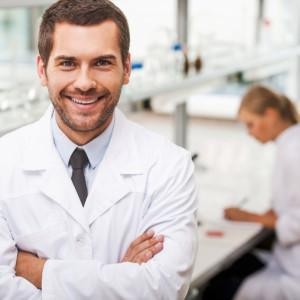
[191,220,270,289]
[190,164,273,290]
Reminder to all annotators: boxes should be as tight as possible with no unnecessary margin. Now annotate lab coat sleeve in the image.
[275,147,300,247]
[0,206,42,300]
[41,151,198,300]
[276,211,300,247]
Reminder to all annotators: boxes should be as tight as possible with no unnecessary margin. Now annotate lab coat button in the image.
[76,235,86,243]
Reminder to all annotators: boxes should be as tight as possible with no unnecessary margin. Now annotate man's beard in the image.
[50,86,122,133]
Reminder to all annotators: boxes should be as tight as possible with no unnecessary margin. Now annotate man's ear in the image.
[123,53,131,85]
[37,56,48,86]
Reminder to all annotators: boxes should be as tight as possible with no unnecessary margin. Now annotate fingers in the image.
[129,230,155,249]
[131,235,164,263]
[224,208,233,218]
[132,234,164,258]
[134,240,164,264]
[224,207,240,219]
[122,230,155,262]
[121,230,164,264]
[224,208,232,219]
[225,207,250,222]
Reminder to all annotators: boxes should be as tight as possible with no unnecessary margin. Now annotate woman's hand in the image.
[224,207,277,229]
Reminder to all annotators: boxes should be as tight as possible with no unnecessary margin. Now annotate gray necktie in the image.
[69,148,89,206]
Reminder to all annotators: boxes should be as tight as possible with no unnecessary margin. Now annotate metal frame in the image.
[175,0,189,147]
[256,0,265,44]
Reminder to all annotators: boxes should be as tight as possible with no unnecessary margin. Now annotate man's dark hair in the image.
[38,0,130,67]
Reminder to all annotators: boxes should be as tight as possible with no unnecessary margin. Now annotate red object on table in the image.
[206,230,225,237]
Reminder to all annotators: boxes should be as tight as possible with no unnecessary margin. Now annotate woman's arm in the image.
[224,208,277,229]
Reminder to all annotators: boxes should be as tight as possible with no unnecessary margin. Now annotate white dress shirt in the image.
[51,113,114,191]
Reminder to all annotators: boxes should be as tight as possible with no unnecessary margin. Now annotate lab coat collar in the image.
[21,106,89,231]
[21,106,146,174]
[20,106,148,230]
[102,107,147,175]
[21,106,58,171]
[85,107,148,225]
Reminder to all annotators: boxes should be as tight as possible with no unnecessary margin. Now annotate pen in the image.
[237,197,248,208]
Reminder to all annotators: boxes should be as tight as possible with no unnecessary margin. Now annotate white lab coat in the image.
[0,107,198,300]
[235,124,300,300]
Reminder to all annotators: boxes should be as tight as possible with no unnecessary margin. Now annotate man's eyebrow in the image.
[54,55,76,61]
[53,55,117,62]
[93,55,117,61]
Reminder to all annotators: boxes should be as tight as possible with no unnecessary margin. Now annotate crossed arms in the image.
[15,230,164,289]
[0,150,198,299]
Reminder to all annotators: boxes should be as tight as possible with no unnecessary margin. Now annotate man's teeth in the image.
[71,97,99,105]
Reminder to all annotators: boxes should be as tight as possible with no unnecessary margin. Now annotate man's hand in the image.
[121,230,164,264]
[16,251,46,289]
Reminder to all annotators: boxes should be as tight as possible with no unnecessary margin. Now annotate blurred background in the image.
[1,1,299,298]
[1,0,300,125]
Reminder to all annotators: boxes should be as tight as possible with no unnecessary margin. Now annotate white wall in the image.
[113,0,175,59]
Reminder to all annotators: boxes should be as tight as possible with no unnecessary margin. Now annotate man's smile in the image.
[63,94,106,105]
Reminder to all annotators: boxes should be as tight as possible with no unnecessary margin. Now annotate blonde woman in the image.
[202,85,300,300]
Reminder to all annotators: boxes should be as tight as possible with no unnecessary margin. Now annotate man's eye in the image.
[95,59,111,67]
[60,61,75,68]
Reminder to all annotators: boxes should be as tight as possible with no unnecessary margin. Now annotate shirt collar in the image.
[51,112,115,169]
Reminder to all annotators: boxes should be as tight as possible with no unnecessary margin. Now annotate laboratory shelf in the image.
[1,46,300,142]
[124,45,300,103]
[122,45,300,147]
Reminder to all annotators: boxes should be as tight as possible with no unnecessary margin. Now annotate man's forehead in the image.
[50,21,121,58]
[52,20,119,37]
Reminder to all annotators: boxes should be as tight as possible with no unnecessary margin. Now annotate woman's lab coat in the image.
[235,124,300,300]
[0,108,198,300]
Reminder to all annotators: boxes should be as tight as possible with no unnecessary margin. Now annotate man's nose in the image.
[74,68,96,92]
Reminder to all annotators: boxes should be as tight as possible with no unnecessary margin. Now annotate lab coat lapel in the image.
[39,162,89,232]
[21,107,89,232]
[86,164,130,226]
[86,109,145,226]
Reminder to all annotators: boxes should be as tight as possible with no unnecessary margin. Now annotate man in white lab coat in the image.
[0,1,198,299]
